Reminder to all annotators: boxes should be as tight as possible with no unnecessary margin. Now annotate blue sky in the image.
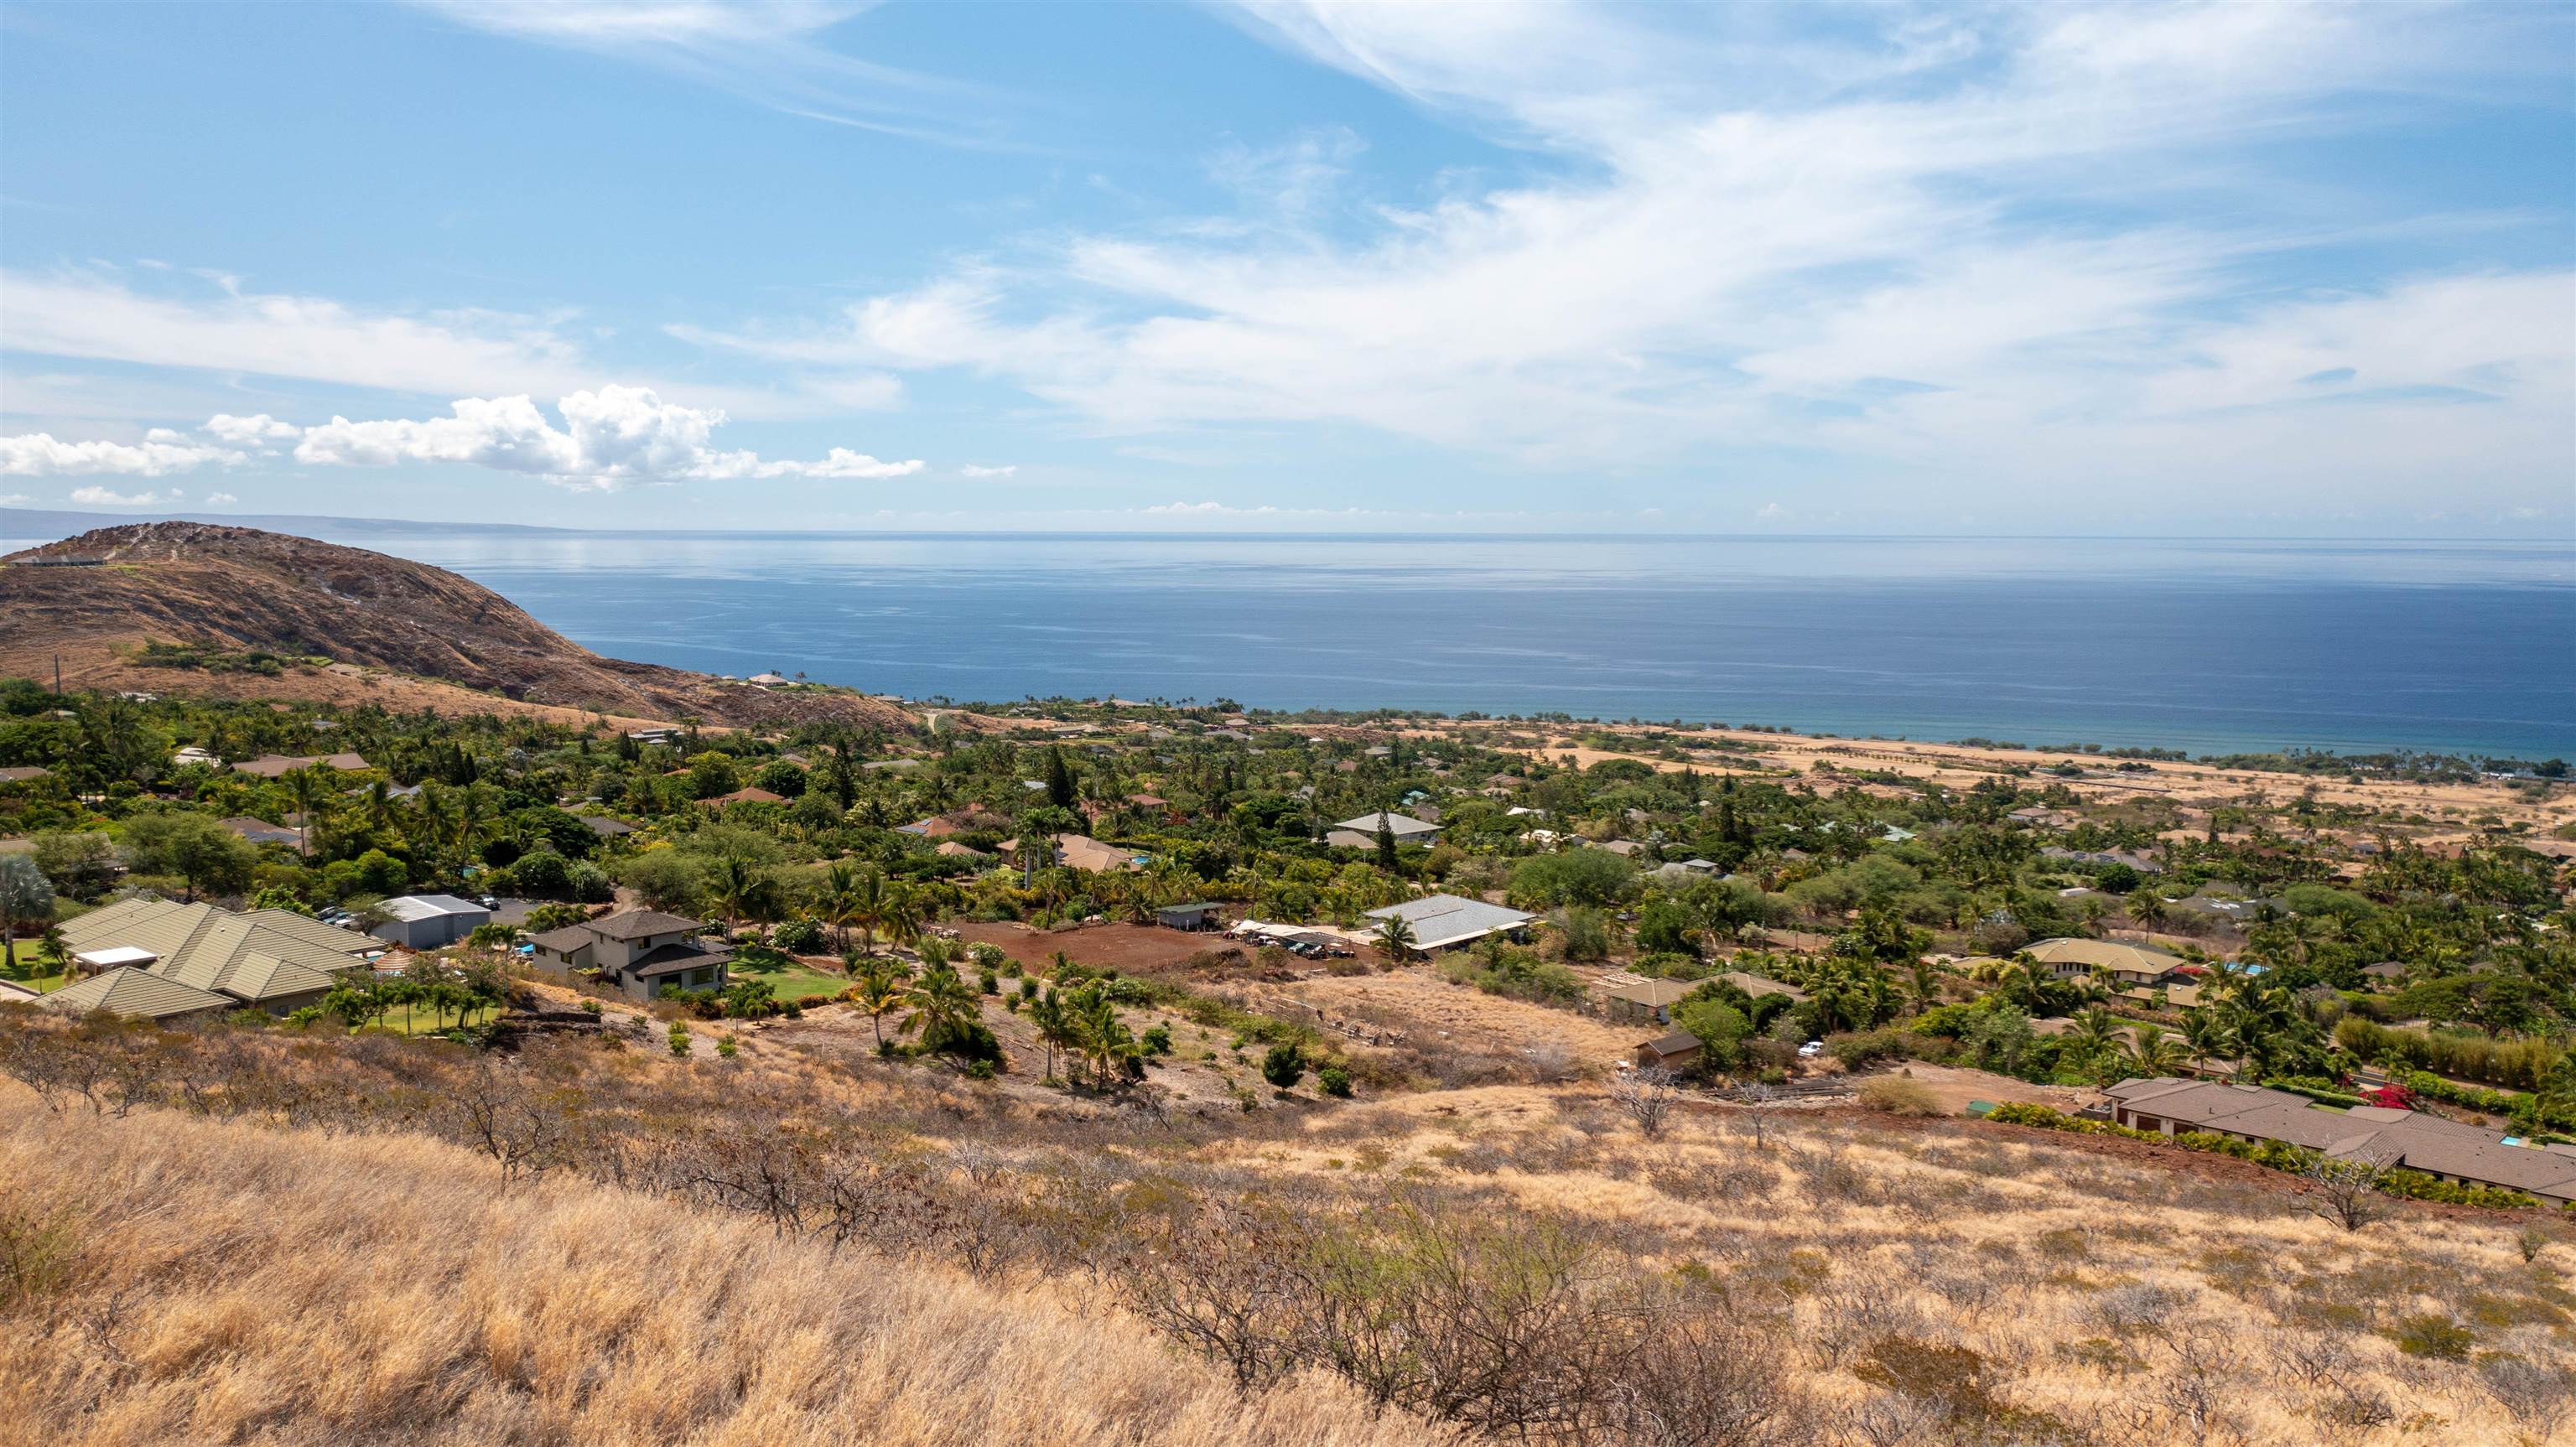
[3,1,2571,534]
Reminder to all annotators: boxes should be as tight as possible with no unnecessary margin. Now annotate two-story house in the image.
[527,909,732,1001]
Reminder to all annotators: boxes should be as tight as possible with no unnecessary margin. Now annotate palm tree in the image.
[1068,981,1141,1088]
[1904,959,1943,1013]
[844,958,911,1048]
[814,862,863,953]
[2119,1025,2191,1078]
[900,962,981,1050]
[880,883,925,952]
[2128,887,2168,929]
[709,855,762,939]
[847,868,891,957]
[1375,914,1420,963]
[1027,985,1077,1083]
[2072,1006,2124,1066]
[285,765,330,860]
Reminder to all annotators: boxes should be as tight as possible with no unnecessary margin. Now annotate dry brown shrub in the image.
[1854,1075,1941,1116]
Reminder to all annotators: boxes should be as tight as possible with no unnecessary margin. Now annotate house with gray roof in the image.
[1362,893,1533,952]
[2104,1077,2576,1206]
[1327,811,1442,849]
[371,895,491,950]
[527,908,731,1001]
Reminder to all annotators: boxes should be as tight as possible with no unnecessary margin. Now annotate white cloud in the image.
[416,2,1015,147]
[293,385,921,488]
[3,267,865,422]
[958,463,1017,477]
[204,491,240,505]
[678,2,2571,510]
[0,493,34,507]
[201,413,301,445]
[0,433,242,477]
[68,485,180,506]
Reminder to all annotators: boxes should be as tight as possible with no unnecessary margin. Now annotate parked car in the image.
[1797,1040,1824,1059]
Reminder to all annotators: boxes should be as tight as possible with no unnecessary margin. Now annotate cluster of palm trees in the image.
[808,862,927,954]
[1026,978,1145,1089]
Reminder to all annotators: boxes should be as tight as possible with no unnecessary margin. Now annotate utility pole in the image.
[53,655,62,696]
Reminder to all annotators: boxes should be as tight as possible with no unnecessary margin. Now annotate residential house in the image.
[2105,1077,2576,1206]
[1594,974,1692,1025]
[701,786,787,807]
[1974,937,2188,988]
[218,816,303,848]
[1635,1030,1702,1072]
[39,967,233,1024]
[1363,894,1534,952]
[2360,962,2409,990]
[526,909,732,1002]
[231,751,369,778]
[371,895,491,950]
[1325,811,1442,849]
[1716,970,1809,1003]
[997,833,1148,874]
[1156,902,1223,931]
[578,815,637,839]
[54,898,376,1015]
[0,765,50,785]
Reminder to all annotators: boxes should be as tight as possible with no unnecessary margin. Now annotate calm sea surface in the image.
[50,527,2576,756]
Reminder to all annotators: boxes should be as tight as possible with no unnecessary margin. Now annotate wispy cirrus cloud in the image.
[0,266,902,423]
[414,1,1019,148]
[674,1,2573,512]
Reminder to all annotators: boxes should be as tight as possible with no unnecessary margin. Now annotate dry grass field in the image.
[3,1011,2568,1447]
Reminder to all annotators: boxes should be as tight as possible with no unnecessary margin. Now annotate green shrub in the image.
[1262,1041,1307,1090]
[1317,1064,1353,1097]
[2388,1315,2473,1360]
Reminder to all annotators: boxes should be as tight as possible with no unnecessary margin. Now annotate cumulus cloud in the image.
[958,463,1017,478]
[204,492,240,504]
[68,485,181,506]
[202,413,301,445]
[293,386,921,488]
[0,433,242,478]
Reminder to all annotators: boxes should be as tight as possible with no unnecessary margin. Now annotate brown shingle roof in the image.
[585,910,706,942]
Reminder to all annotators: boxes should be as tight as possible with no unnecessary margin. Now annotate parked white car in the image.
[1797,1040,1824,1059]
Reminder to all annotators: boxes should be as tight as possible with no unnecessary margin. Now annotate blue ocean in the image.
[25,522,2576,757]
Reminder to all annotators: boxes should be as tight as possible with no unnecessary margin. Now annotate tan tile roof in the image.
[41,966,231,1020]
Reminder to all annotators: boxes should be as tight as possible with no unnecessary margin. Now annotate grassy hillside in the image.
[2,1015,2568,1446]
[0,1099,1451,1447]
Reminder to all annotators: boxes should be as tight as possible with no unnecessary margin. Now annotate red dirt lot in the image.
[951,921,1253,974]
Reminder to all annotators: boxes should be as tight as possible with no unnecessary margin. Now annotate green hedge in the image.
[2335,1016,2563,1092]
[1982,1103,2547,1211]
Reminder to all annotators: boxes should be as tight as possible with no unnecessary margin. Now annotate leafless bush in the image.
[1836,1392,1945,1447]
[2294,1150,2390,1232]
[1609,1066,1682,1138]
[2480,1355,2576,1436]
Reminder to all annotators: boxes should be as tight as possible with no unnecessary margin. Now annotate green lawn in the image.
[729,957,849,1003]
[3,967,71,993]
[369,1001,504,1034]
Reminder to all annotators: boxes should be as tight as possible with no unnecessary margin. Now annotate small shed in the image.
[371,895,491,950]
[1156,902,1223,931]
[1635,1030,1701,1072]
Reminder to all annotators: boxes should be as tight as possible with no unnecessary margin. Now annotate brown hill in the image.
[0,522,911,731]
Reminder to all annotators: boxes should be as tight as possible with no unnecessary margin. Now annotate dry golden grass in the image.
[4,1010,2569,1447]
[0,1098,1455,1447]
[1259,1087,2576,1446]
